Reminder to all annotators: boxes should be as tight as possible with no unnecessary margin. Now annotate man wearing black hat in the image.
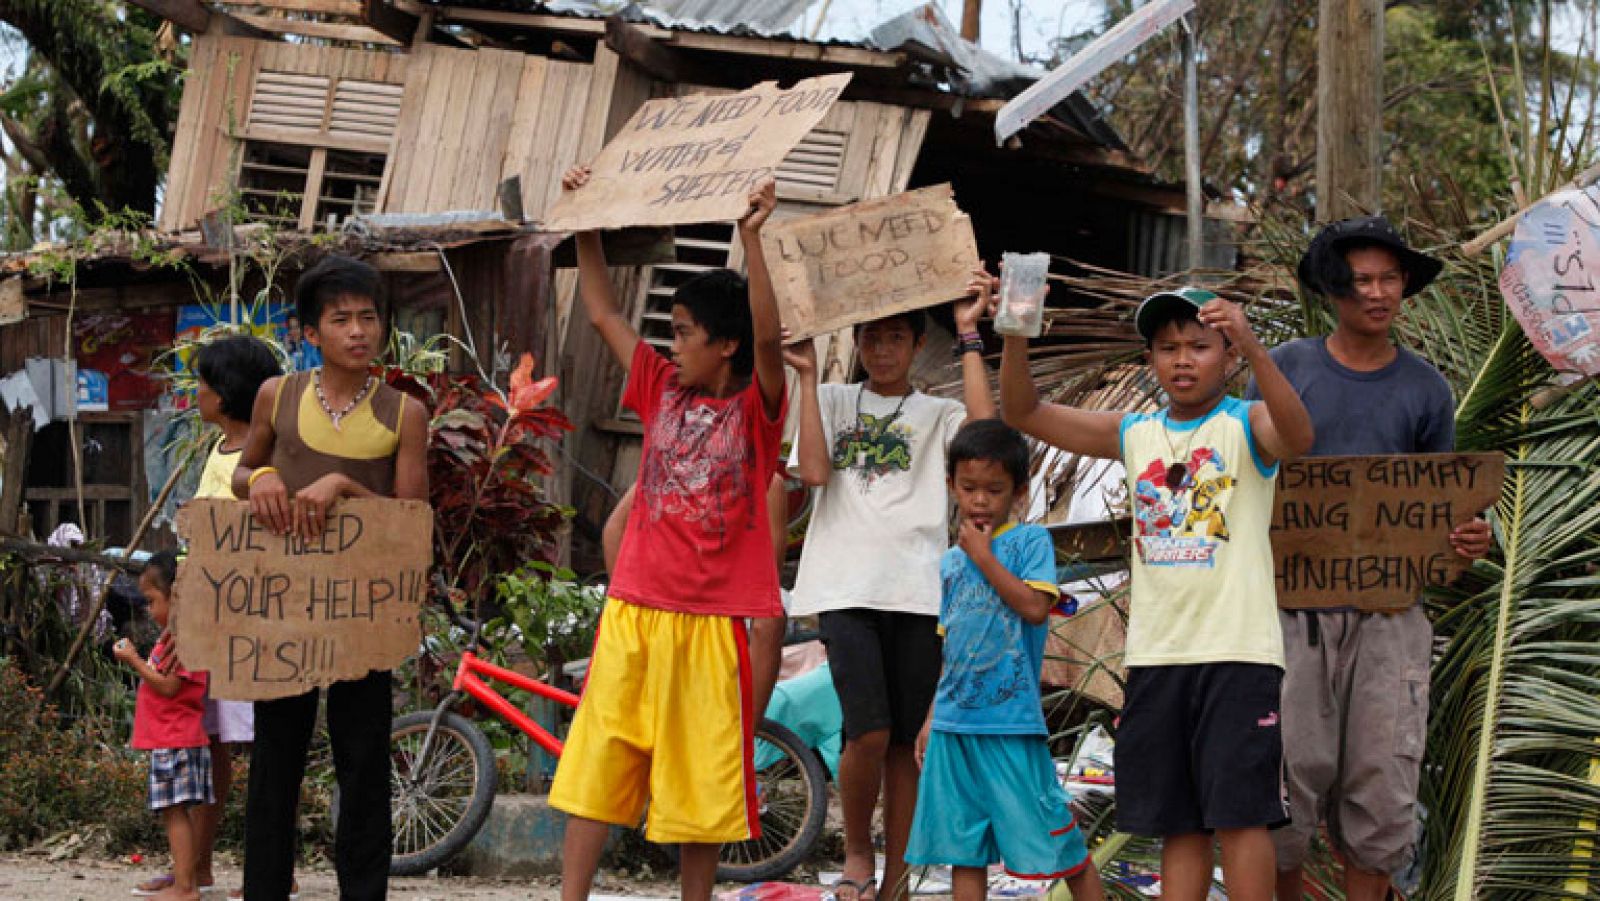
[1246,215,1491,900]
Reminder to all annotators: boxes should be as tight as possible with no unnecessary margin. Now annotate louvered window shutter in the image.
[776,129,847,194]
[248,72,331,134]
[328,80,404,145]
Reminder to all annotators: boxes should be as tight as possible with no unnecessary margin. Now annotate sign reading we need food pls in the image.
[763,184,981,340]
[544,73,852,232]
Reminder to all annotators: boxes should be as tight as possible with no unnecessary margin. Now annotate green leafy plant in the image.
[486,561,605,674]
[0,657,160,853]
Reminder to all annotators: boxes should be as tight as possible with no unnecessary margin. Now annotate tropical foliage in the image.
[389,352,573,616]
[0,2,184,243]
[1080,0,1598,222]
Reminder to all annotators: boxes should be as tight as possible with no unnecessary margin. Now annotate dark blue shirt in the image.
[1245,337,1455,455]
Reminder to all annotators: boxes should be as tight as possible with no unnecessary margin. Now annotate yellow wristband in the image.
[247,466,278,489]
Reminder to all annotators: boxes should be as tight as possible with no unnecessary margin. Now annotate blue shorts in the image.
[906,731,1090,879]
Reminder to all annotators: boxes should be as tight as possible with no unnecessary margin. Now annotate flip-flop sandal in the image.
[831,877,877,901]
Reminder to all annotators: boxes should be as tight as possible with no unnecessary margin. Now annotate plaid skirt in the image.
[148,746,215,811]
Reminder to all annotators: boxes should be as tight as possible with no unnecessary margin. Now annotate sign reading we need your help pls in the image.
[544,73,851,232]
[172,498,433,701]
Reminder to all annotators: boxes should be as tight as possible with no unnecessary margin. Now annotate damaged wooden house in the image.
[0,0,1224,573]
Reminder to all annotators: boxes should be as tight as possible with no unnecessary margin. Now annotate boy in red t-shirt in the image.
[115,552,214,901]
[550,167,786,901]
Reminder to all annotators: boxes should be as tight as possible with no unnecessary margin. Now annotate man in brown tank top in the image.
[232,255,429,901]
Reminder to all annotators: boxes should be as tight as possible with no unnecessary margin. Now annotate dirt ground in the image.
[0,855,686,901]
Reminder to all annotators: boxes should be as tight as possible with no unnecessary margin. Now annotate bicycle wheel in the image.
[388,709,497,876]
[717,719,828,882]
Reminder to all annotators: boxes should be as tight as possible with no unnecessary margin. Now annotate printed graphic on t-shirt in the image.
[831,413,913,488]
[941,571,1032,710]
[639,387,750,546]
[1133,446,1237,567]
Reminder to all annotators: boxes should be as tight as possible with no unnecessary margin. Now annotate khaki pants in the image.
[1272,606,1430,875]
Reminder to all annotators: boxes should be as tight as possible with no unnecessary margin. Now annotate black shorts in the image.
[1114,662,1288,837]
[818,608,942,746]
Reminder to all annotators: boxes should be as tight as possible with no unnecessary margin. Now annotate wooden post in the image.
[1315,0,1384,221]
[0,407,32,535]
[1182,15,1203,270]
[961,0,981,42]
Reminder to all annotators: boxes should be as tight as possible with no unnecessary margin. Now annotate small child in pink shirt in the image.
[114,551,214,901]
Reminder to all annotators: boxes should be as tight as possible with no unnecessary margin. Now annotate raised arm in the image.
[782,335,831,487]
[999,335,1122,460]
[1198,300,1313,464]
[953,266,997,421]
[739,178,785,420]
[563,166,640,370]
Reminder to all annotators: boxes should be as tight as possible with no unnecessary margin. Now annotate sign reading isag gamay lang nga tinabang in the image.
[1270,453,1504,613]
[172,498,433,701]
[542,72,852,232]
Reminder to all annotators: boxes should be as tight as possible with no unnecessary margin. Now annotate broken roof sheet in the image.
[869,3,1126,150]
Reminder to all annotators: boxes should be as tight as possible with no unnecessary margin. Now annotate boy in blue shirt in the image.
[906,418,1105,901]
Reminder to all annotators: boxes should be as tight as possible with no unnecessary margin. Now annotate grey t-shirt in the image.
[1245,336,1455,455]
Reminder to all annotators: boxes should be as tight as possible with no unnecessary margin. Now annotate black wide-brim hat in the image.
[1296,214,1444,298]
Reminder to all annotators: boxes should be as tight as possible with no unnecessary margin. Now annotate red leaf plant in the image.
[385,353,573,610]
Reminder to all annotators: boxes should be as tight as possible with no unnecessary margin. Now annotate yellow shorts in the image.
[549,597,757,844]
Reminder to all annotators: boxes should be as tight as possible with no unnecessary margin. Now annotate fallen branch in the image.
[42,457,189,700]
[0,536,141,572]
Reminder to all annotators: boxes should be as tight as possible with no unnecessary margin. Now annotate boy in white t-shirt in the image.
[782,268,995,900]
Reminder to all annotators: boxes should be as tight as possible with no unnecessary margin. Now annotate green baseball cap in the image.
[1133,286,1219,340]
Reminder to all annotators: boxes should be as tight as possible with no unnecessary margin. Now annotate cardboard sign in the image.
[172,498,433,700]
[542,73,852,232]
[761,184,980,339]
[1499,185,1600,375]
[1271,453,1504,612]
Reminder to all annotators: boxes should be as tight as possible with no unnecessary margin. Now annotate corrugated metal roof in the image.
[429,0,1129,150]
[645,0,819,33]
[429,0,851,43]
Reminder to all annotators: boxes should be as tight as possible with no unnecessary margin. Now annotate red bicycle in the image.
[384,603,828,881]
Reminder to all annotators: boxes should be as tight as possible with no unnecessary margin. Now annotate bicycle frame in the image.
[440,650,581,756]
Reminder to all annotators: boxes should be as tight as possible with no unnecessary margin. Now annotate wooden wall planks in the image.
[161,36,409,232]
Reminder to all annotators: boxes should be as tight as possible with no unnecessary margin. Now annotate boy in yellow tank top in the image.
[999,288,1314,901]
[232,255,430,901]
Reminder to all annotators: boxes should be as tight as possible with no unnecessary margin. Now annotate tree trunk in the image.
[1315,0,1384,220]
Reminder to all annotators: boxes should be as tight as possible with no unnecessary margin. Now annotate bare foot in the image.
[133,874,175,896]
[150,885,202,901]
